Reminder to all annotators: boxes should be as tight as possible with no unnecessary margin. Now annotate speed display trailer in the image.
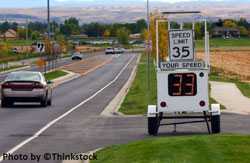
[147,11,221,135]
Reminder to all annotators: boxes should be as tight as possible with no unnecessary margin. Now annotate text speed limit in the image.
[169,30,194,61]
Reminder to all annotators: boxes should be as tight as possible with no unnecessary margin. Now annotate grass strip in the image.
[93,134,250,163]
[44,70,68,81]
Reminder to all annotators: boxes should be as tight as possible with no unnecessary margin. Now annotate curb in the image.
[100,53,141,117]
[52,70,81,88]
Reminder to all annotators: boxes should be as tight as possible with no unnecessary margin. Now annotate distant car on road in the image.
[1,71,53,107]
[71,52,83,60]
[116,48,125,54]
[105,47,114,55]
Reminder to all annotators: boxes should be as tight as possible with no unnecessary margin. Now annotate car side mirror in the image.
[47,80,53,84]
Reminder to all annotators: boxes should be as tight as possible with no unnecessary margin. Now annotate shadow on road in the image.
[1,103,50,109]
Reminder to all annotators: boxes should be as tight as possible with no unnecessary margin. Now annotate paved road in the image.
[0,53,138,163]
[0,53,250,163]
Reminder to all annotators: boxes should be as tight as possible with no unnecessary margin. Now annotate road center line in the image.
[0,54,136,162]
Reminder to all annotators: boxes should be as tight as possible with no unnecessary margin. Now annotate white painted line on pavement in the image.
[0,55,136,162]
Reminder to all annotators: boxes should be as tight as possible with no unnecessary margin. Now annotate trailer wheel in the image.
[211,115,220,134]
[148,117,160,136]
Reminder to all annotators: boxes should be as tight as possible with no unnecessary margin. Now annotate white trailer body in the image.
[157,70,209,113]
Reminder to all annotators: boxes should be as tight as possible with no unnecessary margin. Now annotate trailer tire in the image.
[148,117,160,136]
[211,115,220,134]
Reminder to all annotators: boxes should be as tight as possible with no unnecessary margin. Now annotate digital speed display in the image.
[168,73,197,96]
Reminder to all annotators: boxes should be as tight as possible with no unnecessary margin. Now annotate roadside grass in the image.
[119,54,157,115]
[210,67,250,98]
[119,54,223,115]
[44,70,68,81]
[0,40,34,46]
[0,53,40,64]
[0,65,26,72]
[196,38,250,50]
[92,134,250,163]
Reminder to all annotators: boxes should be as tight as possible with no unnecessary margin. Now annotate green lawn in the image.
[119,54,157,115]
[119,54,223,115]
[44,70,68,81]
[210,67,250,98]
[92,135,250,163]
[196,38,250,49]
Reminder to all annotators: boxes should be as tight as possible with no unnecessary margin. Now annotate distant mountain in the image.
[0,1,250,24]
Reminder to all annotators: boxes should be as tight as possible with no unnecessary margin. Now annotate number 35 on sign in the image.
[169,30,194,61]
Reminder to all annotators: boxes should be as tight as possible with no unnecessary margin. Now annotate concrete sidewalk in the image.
[210,81,250,115]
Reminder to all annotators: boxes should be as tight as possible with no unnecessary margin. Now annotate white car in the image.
[105,48,114,54]
[1,71,53,107]
[71,52,83,60]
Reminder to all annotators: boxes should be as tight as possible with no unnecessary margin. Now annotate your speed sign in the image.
[169,30,194,61]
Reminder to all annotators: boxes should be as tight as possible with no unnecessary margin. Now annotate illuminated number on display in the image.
[168,73,197,96]
[184,74,195,95]
[173,74,182,96]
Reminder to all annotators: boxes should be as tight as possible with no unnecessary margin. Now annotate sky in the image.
[0,0,246,8]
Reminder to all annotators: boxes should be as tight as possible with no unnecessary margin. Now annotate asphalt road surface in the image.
[0,53,250,163]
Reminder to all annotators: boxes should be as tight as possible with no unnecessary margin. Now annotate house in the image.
[70,34,88,39]
[129,33,141,39]
[0,29,18,40]
[212,27,240,38]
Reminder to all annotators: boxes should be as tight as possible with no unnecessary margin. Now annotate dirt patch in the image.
[75,45,103,53]
[61,55,112,75]
[197,50,250,80]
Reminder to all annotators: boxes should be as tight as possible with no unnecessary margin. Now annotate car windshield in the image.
[5,72,41,82]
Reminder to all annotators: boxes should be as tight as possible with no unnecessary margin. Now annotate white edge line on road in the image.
[0,54,136,162]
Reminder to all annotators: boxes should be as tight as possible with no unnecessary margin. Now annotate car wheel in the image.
[47,99,52,106]
[148,117,160,136]
[1,98,13,108]
[1,98,8,108]
[40,98,47,107]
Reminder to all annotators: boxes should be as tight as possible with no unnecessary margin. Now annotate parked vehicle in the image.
[1,71,53,107]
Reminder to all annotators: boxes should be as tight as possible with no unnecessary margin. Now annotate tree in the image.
[149,13,169,61]
[223,19,237,28]
[0,21,10,33]
[103,29,111,37]
[239,26,248,37]
[17,28,26,39]
[194,22,203,40]
[116,27,130,45]
[55,34,67,53]
[60,17,80,36]
[135,19,147,33]
[215,19,223,27]
[31,31,40,40]
[238,18,249,29]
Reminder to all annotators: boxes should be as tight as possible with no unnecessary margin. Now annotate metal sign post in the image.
[147,11,221,136]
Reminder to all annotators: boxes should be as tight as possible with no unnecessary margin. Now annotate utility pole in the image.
[146,0,151,104]
[47,0,50,40]
[45,0,50,73]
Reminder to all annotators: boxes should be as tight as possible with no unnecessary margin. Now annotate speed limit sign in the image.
[169,30,194,61]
